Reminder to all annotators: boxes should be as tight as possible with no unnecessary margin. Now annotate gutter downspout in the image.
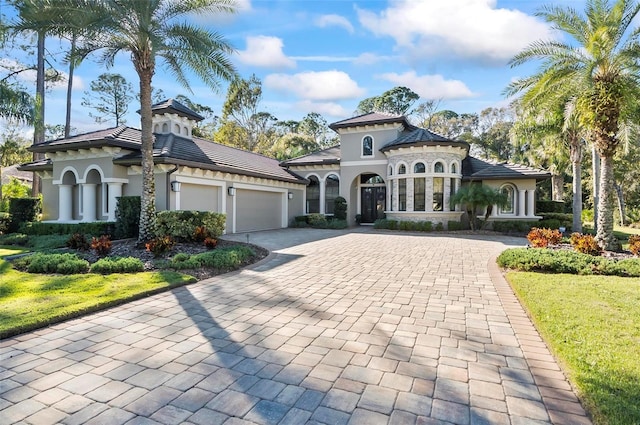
[166,165,179,211]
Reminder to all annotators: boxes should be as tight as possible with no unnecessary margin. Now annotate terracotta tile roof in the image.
[282,145,341,166]
[380,128,469,152]
[462,156,550,181]
[329,112,410,131]
[150,98,204,122]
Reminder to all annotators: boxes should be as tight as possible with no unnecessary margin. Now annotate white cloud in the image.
[314,14,355,34]
[357,0,553,64]
[236,36,296,69]
[379,71,474,100]
[0,58,85,91]
[264,70,365,101]
[295,100,350,117]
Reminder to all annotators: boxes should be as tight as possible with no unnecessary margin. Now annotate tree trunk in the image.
[570,140,583,233]
[592,146,600,232]
[595,155,619,250]
[31,30,45,197]
[136,68,156,244]
[551,173,564,202]
[614,182,626,226]
[65,35,76,139]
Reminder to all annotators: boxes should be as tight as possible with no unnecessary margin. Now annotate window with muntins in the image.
[398,164,406,174]
[325,174,339,214]
[434,162,444,173]
[306,176,320,213]
[362,136,373,156]
[414,162,425,173]
[433,177,444,211]
[399,179,407,211]
[414,178,425,211]
[500,185,515,214]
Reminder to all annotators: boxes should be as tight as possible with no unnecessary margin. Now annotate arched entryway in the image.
[359,173,385,223]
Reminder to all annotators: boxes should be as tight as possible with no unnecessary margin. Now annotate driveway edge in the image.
[487,257,592,425]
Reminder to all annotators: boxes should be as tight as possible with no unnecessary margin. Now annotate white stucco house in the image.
[19,99,549,233]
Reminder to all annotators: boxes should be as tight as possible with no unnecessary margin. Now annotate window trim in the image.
[361,135,374,158]
[499,184,517,215]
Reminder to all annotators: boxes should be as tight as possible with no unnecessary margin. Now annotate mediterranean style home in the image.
[20,99,549,233]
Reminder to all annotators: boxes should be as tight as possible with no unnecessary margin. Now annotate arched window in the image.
[414,162,426,173]
[306,176,320,214]
[162,123,169,132]
[388,166,393,176]
[325,174,340,214]
[174,124,180,133]
[154,124,159,133]
[183,126,189,135]
[434,162,444,173]
[398,164,406,174]
[451,163,457,174]
[362,136,373,157]
[500,185,516,214]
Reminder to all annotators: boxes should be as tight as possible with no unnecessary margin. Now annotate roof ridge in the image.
[285,144,340,162]
[192,136,280,162]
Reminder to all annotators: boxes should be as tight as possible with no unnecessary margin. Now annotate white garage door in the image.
[236,189,282,232]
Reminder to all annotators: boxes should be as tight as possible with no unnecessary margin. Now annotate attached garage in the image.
[180,183,219,212]
[235,189,284,232]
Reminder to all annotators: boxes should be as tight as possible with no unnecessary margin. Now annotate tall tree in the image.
[0,123,31,207]
[298,112,334,148]
[82,73,134,126]
[47,0,237,243]
[506,0,640,250]
[356,86,419,115]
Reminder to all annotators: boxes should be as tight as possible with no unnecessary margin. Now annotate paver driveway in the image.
[0,229,591,425]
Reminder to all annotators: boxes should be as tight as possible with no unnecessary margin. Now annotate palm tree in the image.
[506,0,640,250]
[451,184,508,231]
[0,82,33,123]
[48,0,237,243]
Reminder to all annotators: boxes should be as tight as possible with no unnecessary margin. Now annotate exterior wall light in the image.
[228,187,236,196]
[170,181,181,192]
[288,192,293,200]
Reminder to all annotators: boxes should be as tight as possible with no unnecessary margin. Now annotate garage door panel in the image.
[236,189,282,232]
[181,184,219,211]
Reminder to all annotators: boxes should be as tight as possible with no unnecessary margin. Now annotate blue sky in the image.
[1,0,583,135]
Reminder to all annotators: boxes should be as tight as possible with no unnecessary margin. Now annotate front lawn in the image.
[0,254,196,338]
[507,272,640,425]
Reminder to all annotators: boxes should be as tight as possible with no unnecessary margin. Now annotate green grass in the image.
[0,257,196,338]
[0,246,28,258]
[506,272,640,425]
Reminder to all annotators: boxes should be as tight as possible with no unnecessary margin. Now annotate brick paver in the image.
[0,228,591,424]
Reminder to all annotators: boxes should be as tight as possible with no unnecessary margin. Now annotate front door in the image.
[361,186,386,223]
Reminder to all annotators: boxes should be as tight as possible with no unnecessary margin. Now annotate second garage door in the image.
[236,189,283,232]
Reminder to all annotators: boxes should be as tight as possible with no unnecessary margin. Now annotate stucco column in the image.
[392,179,399,211]
[386,180,392,212]
[406,178,414,212]
[319,177,326,215]
[58,184,73,221]
[518,189,526,217]
[443,178,451,212]
[425,178,434,212]
[107,183,122,221]
[81,183,97,222]
[527,188,536,217]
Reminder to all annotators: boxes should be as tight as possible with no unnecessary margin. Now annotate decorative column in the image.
[425,178,434,212]
[392,179,399,211]
[443,179,451,212]
[518,189,526,217]
[386,180,392,212]
[107,183,122,221]
[58,184,73,221]
[319,177,326,214]
[406,178,414,212]
[527,189,536,217]
[81,183,97,222]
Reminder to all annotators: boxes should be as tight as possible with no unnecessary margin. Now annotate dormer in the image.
[151,98,204,138]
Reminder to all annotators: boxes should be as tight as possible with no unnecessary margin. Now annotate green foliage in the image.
[491,220,538,233]
[447,221,464,231]
[115,196,140,239]
[15,252,90,275]
[1,177,30,212]
[0,232,28,245]
[537,219,562,230]
[451,184,508,230]
[498,248,640,277]
[537,200,566,213]
[8,197,40,233]
[91,235,112,257]
[374,219,433,232]
[356,86,419,115]
[307,213,327,227]
[90,257,144,274]
[0,213,10,234]
[145,236,175,257]
[66,233,89,250]
[81,73,133,126]
[155,210,226,241]
[167,246,255,270]
[21,221,114,236]
[294,215,307,223]
[333,196,347,220]
[582,209,595,222]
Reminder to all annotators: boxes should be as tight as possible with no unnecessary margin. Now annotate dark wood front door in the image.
[361,186,386,223]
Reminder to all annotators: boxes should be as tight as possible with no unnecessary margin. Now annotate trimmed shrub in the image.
[193,246,255,269]
[570,233,602,256]
[628,235,640,257]
[0,213,10,234]
[323,219,348,229]
[307,213,327,227]
[115,196,140,239]
[145,235,175,257]
[447,221,464,231]
[527,228,562,248]
[156,211,226,241]
[8,197,40,233]
[537,200,566,213]
[21,221,113,237]
[333,197,347,220]
[91,235,112,256]
[66,233,90,250]
[491,220,537,234]
[90,257,144,274]
[0,233,29,246]
[17,252,90,274]
[294,215,307,223]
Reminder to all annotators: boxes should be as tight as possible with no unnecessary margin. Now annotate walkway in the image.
[0,228,591,424]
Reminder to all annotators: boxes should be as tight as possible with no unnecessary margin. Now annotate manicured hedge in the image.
[14,252,90,275]
[497,248,640,277]
[537,200,566,213]
[8,197,40,233]
[90,257,144,274]
[21,221,114,236]
[168,246,255,270]
[115,196,141,239]
[156,211,226,241]
[374,219,433,232]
